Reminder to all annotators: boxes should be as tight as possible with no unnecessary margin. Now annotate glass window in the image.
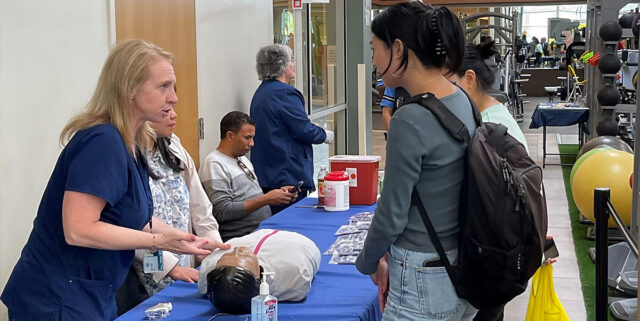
[272,1,347,179]
[521,5,587,40]
[621,4,640,12]
[273,1,303,91]
[273,2,295,46]
[311,109,346,180]
[309,1,346,113]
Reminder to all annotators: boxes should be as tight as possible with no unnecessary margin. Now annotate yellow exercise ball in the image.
[570,147,611,187]
[571,149,633,228]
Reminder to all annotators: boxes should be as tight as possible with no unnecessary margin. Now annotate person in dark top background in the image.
[249,44,334,214]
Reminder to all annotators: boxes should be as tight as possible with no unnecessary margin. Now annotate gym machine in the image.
[462,10,529,123]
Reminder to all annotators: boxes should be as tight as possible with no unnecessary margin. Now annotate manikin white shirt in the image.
[198,229,321,301]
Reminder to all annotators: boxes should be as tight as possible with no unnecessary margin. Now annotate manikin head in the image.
[206,247,262,314]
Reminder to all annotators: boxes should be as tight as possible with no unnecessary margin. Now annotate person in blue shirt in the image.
[1,39,223,321]
[249,44,334,214]
[355,3,477,320]
[378,79,411,133]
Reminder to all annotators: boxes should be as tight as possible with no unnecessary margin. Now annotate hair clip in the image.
[431,15,438,32]
[435,40,446,56]
[431,14,446,56]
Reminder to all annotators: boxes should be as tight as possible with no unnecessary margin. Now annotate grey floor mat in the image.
[608,242,637,288]
[610,298,637,321]
[618,271,638,296]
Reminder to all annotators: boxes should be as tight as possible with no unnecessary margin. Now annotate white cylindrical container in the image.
[324,171,349,212]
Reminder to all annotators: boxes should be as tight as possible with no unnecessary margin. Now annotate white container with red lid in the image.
[323,171,349,212]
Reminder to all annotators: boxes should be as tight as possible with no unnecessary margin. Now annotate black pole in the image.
[594,188,610,321]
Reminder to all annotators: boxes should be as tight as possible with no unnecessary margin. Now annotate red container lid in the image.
[325,171,348,181]
[329,155,381,163]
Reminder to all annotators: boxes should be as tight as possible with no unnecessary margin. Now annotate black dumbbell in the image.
[596,116,618,136]
[599,21,623,41]
[597,85,621,106]
[599,54,622,74]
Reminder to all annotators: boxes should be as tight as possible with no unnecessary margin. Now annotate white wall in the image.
[0,1,273,319]
[195,0,273,162]
[0,1,110,319]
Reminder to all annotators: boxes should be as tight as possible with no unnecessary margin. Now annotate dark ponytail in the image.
[454,41,498,91]
[148,137,183,180]
[371,2,465,77]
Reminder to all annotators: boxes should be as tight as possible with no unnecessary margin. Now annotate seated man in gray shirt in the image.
[199,111,297,241]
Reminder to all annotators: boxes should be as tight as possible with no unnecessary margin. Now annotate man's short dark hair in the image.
[206,265,260,314]
[220,111,255,139]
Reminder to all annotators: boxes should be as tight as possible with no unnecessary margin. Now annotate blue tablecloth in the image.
[116,197,381,321]
[529,102,589,132]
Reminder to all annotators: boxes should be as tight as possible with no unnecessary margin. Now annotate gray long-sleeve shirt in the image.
[199,150,271,241]
[356,89,477,275]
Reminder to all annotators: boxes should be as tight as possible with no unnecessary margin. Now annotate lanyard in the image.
[135,149,154,230]
[254,230,280,255]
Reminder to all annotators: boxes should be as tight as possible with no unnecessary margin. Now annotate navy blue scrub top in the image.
[1,124,152,321]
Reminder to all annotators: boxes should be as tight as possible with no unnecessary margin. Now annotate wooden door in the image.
[115,0,200,167]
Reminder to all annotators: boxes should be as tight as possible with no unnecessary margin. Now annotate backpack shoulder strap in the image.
[405,93,470,143]
[404,83,482,143]
[453,83,483,127]
[412,188,454,270]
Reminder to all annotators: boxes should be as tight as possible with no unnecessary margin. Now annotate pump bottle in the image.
[251,272,277,321]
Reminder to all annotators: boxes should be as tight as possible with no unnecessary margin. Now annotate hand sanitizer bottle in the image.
[251,271,277,321]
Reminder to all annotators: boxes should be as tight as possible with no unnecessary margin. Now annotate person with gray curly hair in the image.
[250,43,334,214]
[256,44,293,80]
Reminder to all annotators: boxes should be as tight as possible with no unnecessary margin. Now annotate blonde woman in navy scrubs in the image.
[1,40,222,321]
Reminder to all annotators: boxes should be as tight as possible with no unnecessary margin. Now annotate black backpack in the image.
[407,91,548,309]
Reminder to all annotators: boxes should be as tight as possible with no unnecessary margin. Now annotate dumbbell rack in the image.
[585,0,639,239]
[585,1,640,320]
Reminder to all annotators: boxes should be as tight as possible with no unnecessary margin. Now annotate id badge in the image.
[143,250,164,273]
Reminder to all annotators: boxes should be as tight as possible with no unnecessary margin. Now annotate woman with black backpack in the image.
[355,3,477,320]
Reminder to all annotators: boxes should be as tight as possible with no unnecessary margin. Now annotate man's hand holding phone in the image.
[264,188,296,205]
[288,180,304,193]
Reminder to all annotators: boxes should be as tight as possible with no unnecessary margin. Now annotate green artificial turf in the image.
[557,144,616,321]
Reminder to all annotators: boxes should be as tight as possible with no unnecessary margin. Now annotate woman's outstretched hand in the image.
[155,230,211,256]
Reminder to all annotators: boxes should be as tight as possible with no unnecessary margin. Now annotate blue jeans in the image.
[383,244,477,321]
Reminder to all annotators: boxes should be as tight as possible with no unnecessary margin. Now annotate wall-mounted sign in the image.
[292,0,302,9]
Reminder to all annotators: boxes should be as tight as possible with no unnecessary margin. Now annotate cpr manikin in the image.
[198,229,321,314]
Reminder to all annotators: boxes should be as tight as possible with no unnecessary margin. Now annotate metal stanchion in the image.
[607,202,639,258]
[594,188,610,321]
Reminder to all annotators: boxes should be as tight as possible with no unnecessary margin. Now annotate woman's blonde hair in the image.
[60,39,175,152]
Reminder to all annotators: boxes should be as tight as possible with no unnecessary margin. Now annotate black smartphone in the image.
[289,181,304,193]
[544,237,559,260]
